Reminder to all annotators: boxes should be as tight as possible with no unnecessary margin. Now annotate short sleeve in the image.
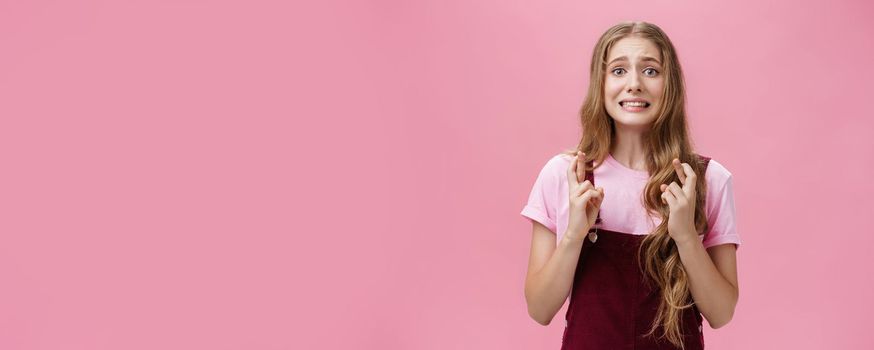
[520,156,562,234]
[701,166,742,249]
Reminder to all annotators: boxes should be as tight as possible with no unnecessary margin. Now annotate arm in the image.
[661,159,739,329]
[675,240,739,329]
[524,151,603,326]
[523,222,587,326]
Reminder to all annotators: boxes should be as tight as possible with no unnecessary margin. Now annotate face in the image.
[603,36,665,129]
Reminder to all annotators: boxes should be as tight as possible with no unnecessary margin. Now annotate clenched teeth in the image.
[620,101,650,107]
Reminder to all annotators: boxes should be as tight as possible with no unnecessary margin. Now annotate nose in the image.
[626,72,642,92]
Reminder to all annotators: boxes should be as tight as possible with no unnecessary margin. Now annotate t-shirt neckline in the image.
[605,153,650,179]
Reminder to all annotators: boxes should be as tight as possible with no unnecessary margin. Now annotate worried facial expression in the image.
[603,36,665,129]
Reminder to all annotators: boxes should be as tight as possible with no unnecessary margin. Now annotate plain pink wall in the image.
[1,0,872,349]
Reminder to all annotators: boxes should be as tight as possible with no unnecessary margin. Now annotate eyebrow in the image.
[607,56,662,65]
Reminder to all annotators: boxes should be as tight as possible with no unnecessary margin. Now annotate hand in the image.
[660,158,698,246]
[566,151,605,241]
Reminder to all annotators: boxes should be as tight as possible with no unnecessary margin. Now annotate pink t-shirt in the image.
[521,153,741,249]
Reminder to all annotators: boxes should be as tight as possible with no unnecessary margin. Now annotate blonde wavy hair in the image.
[562,21,709,349]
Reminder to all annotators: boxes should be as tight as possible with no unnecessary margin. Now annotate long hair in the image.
[561,21,709,349]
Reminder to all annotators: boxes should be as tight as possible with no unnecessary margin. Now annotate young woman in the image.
[520,21,740,350]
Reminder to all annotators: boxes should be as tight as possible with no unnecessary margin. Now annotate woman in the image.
[521,21,740,350]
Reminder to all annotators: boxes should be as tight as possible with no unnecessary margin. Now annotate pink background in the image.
[1,0,872,349]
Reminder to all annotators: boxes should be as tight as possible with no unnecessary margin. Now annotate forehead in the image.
[606,36,662,64]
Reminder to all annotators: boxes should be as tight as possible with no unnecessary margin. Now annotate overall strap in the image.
[584,160,602,226]
[698,155,712,170]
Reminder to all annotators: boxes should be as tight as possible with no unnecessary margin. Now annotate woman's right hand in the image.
[565,151,605,241]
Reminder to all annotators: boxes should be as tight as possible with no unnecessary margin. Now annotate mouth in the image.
[619,100,651,112]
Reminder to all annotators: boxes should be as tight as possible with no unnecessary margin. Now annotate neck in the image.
[611,124,649,171]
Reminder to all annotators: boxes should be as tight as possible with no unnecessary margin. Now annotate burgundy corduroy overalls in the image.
[560,156,711,350]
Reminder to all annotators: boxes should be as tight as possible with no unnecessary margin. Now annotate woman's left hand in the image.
[661,158,699,246]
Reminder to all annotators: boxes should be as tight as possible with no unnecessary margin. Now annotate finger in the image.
[567,154,580,187]
[593,187,605,208]
[661,190,676,206]
[672,158,686,185]
[582,192,600,223]
[583,189,603,216]
[667,181,685,200]
[576,151,586,184]
[580,188,598,206]
[660,184,668,192]
[575,180,593,197]
[679,163,697,195]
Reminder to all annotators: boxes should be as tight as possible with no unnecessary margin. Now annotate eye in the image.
[611,67,625,76]
[644,67,659,76]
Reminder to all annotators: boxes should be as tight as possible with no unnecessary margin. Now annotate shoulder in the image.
[538,153,573,177]
[700,156,733,192]
[549,153,574,168]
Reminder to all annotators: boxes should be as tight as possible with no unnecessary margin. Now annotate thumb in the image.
[585,190,602,220]
[593,187,605,209]
[579,190,596,207]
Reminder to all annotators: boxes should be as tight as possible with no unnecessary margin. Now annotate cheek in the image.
[648,79,665,99]
[603,79,623,98]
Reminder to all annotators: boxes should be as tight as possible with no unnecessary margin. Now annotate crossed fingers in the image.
[660,158,698,203]
[566,151,604,199]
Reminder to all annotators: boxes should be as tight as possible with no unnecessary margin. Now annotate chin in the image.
[607,112,657,128]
